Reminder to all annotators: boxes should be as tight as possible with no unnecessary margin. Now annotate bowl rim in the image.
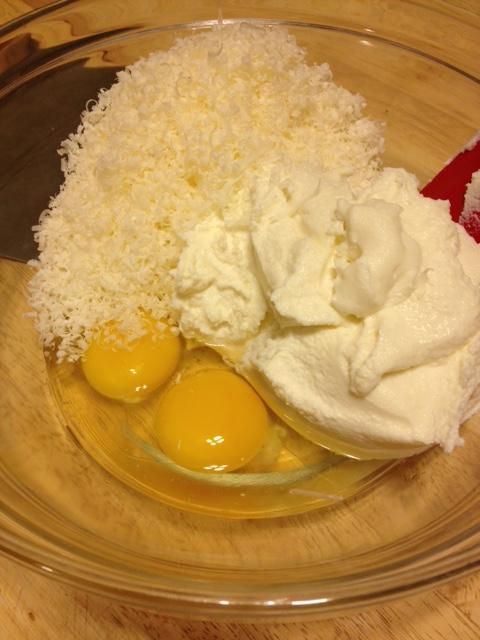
[1,489,480,620]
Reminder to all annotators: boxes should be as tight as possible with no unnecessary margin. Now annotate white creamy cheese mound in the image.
[172,216,266,342]
[28,24,383,361]
[238,168,480,452]
[175,165,480,452]
[250,168,351,327]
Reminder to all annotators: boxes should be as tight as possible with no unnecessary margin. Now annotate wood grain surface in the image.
[1,1,480,639]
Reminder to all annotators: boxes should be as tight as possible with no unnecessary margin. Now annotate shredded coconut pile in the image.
[28,23,384,361]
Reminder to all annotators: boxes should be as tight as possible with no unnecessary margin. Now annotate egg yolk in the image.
[81,322,182,403]
[155,369,269,472]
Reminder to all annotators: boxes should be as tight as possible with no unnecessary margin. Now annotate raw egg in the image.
[155,369,269,472]
[81,319,182,403]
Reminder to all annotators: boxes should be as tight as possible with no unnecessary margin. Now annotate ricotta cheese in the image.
[250,169,350,327]
[172,216,266,342]
[240,168,480,452]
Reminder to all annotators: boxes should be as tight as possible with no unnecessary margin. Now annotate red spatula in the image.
[421,133,480,242]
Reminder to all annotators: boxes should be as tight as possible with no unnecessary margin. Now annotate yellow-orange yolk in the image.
[81,322,182,403]
[155,369,269,472]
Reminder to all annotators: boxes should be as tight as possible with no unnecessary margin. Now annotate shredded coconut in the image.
[28,23,384,361]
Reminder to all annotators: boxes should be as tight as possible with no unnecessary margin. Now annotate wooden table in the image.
[1,1,480,638]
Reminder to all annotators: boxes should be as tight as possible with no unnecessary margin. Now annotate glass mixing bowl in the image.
[1,0,480,620]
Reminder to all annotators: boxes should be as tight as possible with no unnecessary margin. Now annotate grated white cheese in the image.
[28,23,384,361]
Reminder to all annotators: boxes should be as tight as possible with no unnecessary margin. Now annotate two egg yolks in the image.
[81,325,269,473]
[155,369,269,472]
[81,324,181,403]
